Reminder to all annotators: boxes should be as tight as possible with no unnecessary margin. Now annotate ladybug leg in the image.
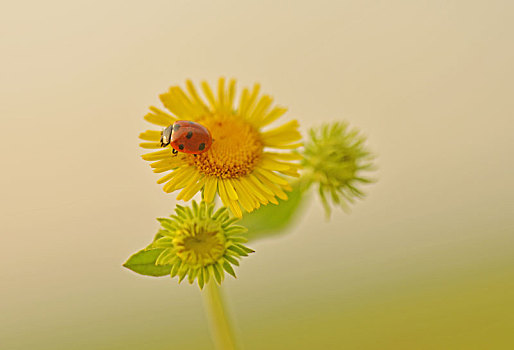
[172,148,178,155]
[194,154,197,158]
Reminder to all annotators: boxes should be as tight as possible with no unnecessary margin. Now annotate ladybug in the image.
[160,120,213,155]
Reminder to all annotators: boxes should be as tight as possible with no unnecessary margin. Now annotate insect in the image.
[160,120,213,155]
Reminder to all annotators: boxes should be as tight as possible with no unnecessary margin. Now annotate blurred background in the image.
[1,0,513,349]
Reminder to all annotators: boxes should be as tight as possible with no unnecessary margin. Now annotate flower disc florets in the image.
[152,201,253,288]
[302,122,375,216]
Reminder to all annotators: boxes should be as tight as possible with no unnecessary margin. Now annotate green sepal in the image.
[123,248,171,277]
[228,245,248,257]
[239,182,306,241]
[198,268,205,289]
[157,218,176,232]
[170,260,182,277]
[212,264,222,284]
[178,264,189,282]
[188,267,198,284]
[235,244,254,254]
[223,261,236,278]
[145,231,164,249]
[224,255,240,266]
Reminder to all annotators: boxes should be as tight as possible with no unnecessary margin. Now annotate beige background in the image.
[1,0,513,349]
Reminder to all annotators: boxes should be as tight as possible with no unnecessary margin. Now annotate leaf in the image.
[123,249,171,277]
[239,182,307,241]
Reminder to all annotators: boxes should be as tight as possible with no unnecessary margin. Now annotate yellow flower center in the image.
[190,117,263,178]
[173,221,226,266]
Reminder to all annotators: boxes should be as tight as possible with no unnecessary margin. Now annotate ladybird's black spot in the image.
[179,144,184,150]
[173,124,181,131]
[186,131,193,139]
[198,143,206,151]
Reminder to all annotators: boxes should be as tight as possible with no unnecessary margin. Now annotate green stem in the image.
[202,282,239,350]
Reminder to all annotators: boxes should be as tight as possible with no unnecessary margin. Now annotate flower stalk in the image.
[203,282,239,350]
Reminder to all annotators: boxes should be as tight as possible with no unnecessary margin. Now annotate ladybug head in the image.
[160,124,174,147]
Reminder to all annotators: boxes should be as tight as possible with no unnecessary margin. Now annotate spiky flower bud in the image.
[302,122,375,216]
[152,201,254,288]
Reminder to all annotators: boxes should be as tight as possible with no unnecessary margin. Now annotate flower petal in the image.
[144,107,176,126]
[139,130,162,141]
[201,81,217,110]
[203,177,218,203]
[142,149,173,161]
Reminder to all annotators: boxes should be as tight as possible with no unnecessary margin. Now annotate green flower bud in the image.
[302,122,375,216]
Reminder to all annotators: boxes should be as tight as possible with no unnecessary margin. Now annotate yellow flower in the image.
[140,78,302,217]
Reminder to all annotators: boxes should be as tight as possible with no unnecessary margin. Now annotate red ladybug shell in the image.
[170,120,212,154]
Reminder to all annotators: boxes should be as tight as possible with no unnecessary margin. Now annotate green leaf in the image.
[123,249,171,277]
[239,182,307,241]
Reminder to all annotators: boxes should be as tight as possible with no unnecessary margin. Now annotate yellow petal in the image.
[177,174,205,201]
[217,180,243,217]
[249,95,273,122]
[265,152,303,161]
[263,133,302,145]
[153,164,176,173]
[171,168,200,192]
[217,179,230,207]
[163,166,195,193]
[254,173,288,200]
[142,149,173,161]
[230,179,255,212]
[259,157,292,172]
[217,77,225,110]
[176,171,201,200]
[239,177,269,205]
[226,79,236,111]
[247,174,274,196]
[186,79,210,113]
[223,179,238,201]
[277,168,301,177]
[139,130,162,141]
[144,107,176,126]
[267,142,303,149]
[139,142,161,149]
[157,171,178,184]
[182,177,206,201]
[257,106,288,127]
[228,200,243,218]
[261,119,298,136]
[240,83,260,118]
[201,81,216,110]
[150,157,183,169]
[254,168,289,186]
[203,177,218,203]
[237,88,249,115]
[160,87,196,119]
